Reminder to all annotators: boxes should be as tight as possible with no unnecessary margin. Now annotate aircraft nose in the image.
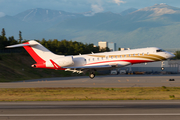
[168,53,175,59]
[165,52,175,59]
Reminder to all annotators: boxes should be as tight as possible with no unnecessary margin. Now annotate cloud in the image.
[112,0,126,5]
[84,0,104,16]
[0,12,5,17]
[91,4,104,13]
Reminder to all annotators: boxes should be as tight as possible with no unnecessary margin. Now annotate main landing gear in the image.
[89,72,95,79]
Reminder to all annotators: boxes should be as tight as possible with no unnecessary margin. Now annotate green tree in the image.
[19,31,23,43]
[8,36,18,45]
[174,51,180,59]
[100,47,110,52]
[1,28,5,38]
[0,28,9,50]
[38,38,109,55]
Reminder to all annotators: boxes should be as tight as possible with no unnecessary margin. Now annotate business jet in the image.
[6,40,175,79]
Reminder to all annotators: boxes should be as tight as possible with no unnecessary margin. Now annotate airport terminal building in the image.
[120,60,180,74]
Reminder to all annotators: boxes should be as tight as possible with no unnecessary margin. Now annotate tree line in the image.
[0,28,110,55]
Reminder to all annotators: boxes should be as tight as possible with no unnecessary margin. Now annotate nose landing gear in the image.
[161,67,164,71]
[89,72,95,79]
[161,61,165,71]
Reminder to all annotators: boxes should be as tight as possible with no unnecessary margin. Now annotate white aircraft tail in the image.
[6,40,63,63]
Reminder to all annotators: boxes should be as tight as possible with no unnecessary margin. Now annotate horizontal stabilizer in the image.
[6,43,37,48]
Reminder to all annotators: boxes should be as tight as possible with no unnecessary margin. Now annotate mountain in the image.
[134,3,180,17]
[120,8,138,16]
[2,4,180,49]
[0,15,54,39]
[127,3,180,21]
[33,12,123,40]
[37,4,180,48]
[0,15,31,38]
[0,8,85,39]
[14,8,84,23]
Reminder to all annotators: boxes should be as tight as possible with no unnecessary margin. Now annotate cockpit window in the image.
[156,49,165,52]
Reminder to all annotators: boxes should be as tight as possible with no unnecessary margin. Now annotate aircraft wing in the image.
[63,65,112,69]
[63,61,131,69]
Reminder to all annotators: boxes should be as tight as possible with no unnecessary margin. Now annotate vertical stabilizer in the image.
[6,40,63,64]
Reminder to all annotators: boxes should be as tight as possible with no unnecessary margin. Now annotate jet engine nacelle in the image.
[72,57,86,66]
[53,56,74,67]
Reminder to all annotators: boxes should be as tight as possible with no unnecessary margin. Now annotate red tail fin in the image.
[23,42,45,63]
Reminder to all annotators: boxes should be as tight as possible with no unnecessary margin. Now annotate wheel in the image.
[161,67,164,71]
[89,73,95,79]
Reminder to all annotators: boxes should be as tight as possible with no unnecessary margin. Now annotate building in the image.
[98,41,108,50]
[120,60,179,74]
[120,48,130,51]
[108,42,116,51]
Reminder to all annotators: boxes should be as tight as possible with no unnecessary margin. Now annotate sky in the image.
[1,0,180,17]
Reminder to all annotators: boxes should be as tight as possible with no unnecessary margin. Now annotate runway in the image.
[0,101,180,120]
[1,75,180,88]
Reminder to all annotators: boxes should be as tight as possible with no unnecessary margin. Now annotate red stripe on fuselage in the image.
[50,59,66,70]
[85,60,153,66]
[23,42,45,64]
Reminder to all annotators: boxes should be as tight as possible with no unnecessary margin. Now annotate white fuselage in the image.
[65,47,174,68]
[6,40,175,78]
[6,40,175,70]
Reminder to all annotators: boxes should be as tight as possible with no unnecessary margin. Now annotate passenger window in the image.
[133,54,135,56]
[101,57,103,60]
[124,55,126,57]
[138,53,140,56]
[97,58,99,60]
[147,52,149,55]
[93,58,94,61]
[129,54,131,57]
[142,53,144,55]
[111,56,113,59]
[120,55,122,58]
[88,59,90,61]
[115,56,117,58]
[106,57,108,59]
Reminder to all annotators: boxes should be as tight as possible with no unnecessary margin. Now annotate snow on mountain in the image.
[133,4,180,17]
[14,8,83,23]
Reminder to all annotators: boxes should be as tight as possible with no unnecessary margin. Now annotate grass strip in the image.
[0,86,180,101]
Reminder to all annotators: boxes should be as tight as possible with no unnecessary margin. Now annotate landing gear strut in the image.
[89,72,95,79]
[161,61,165,71]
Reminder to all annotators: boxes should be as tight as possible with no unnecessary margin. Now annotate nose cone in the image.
[167,52,175,59]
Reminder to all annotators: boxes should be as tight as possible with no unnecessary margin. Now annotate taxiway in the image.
[1,75,180,88]
[0,101,180,120]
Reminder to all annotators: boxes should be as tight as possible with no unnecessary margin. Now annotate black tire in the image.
[89,73,95,79]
